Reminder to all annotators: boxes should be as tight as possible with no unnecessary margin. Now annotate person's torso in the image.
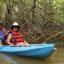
[10,30,24,45]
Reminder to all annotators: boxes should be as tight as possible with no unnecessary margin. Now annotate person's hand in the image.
[24,40,28,45]
[9,43,14,46]
[16,43,27,47]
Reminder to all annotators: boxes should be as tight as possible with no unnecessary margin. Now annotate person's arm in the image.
[0,39,2,45]
[7,34,14,46]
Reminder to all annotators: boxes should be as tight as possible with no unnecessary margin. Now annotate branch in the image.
[44,31,64,43]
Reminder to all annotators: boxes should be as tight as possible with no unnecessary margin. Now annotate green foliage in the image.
[53,0,64,23]
[0,0,64,23]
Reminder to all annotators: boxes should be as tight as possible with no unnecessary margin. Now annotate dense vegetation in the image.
[0,0,64,45]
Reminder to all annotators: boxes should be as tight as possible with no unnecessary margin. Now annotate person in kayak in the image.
[7,22,28,46]
[0,21,7,45]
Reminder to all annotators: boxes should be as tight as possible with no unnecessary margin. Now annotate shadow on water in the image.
[0,48,64,64]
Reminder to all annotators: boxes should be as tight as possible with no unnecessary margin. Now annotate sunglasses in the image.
[13,26,18,28]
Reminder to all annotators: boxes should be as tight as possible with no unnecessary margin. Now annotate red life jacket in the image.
[10,29,25,45]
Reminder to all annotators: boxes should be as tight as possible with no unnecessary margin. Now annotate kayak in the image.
[0,44,55,58]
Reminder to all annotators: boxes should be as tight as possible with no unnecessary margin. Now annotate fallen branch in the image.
[44,31,64,43]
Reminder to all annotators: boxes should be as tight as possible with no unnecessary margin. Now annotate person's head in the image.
[11,22,20,32]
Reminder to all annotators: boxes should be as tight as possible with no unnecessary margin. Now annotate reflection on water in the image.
[0,54,17,64]
[0,48,64,64]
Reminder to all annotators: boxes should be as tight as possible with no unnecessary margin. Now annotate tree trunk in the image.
[4,0,13,28]
[31,0,36,24]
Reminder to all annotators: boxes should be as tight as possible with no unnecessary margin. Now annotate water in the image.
[0,48,64,64]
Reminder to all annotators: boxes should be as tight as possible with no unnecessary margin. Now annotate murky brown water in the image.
[0,48,64,64]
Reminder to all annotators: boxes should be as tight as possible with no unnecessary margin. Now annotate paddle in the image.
[0,31,9,39]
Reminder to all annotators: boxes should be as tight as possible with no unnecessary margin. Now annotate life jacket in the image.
[0,28,6,45]
[10,29,25,45]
